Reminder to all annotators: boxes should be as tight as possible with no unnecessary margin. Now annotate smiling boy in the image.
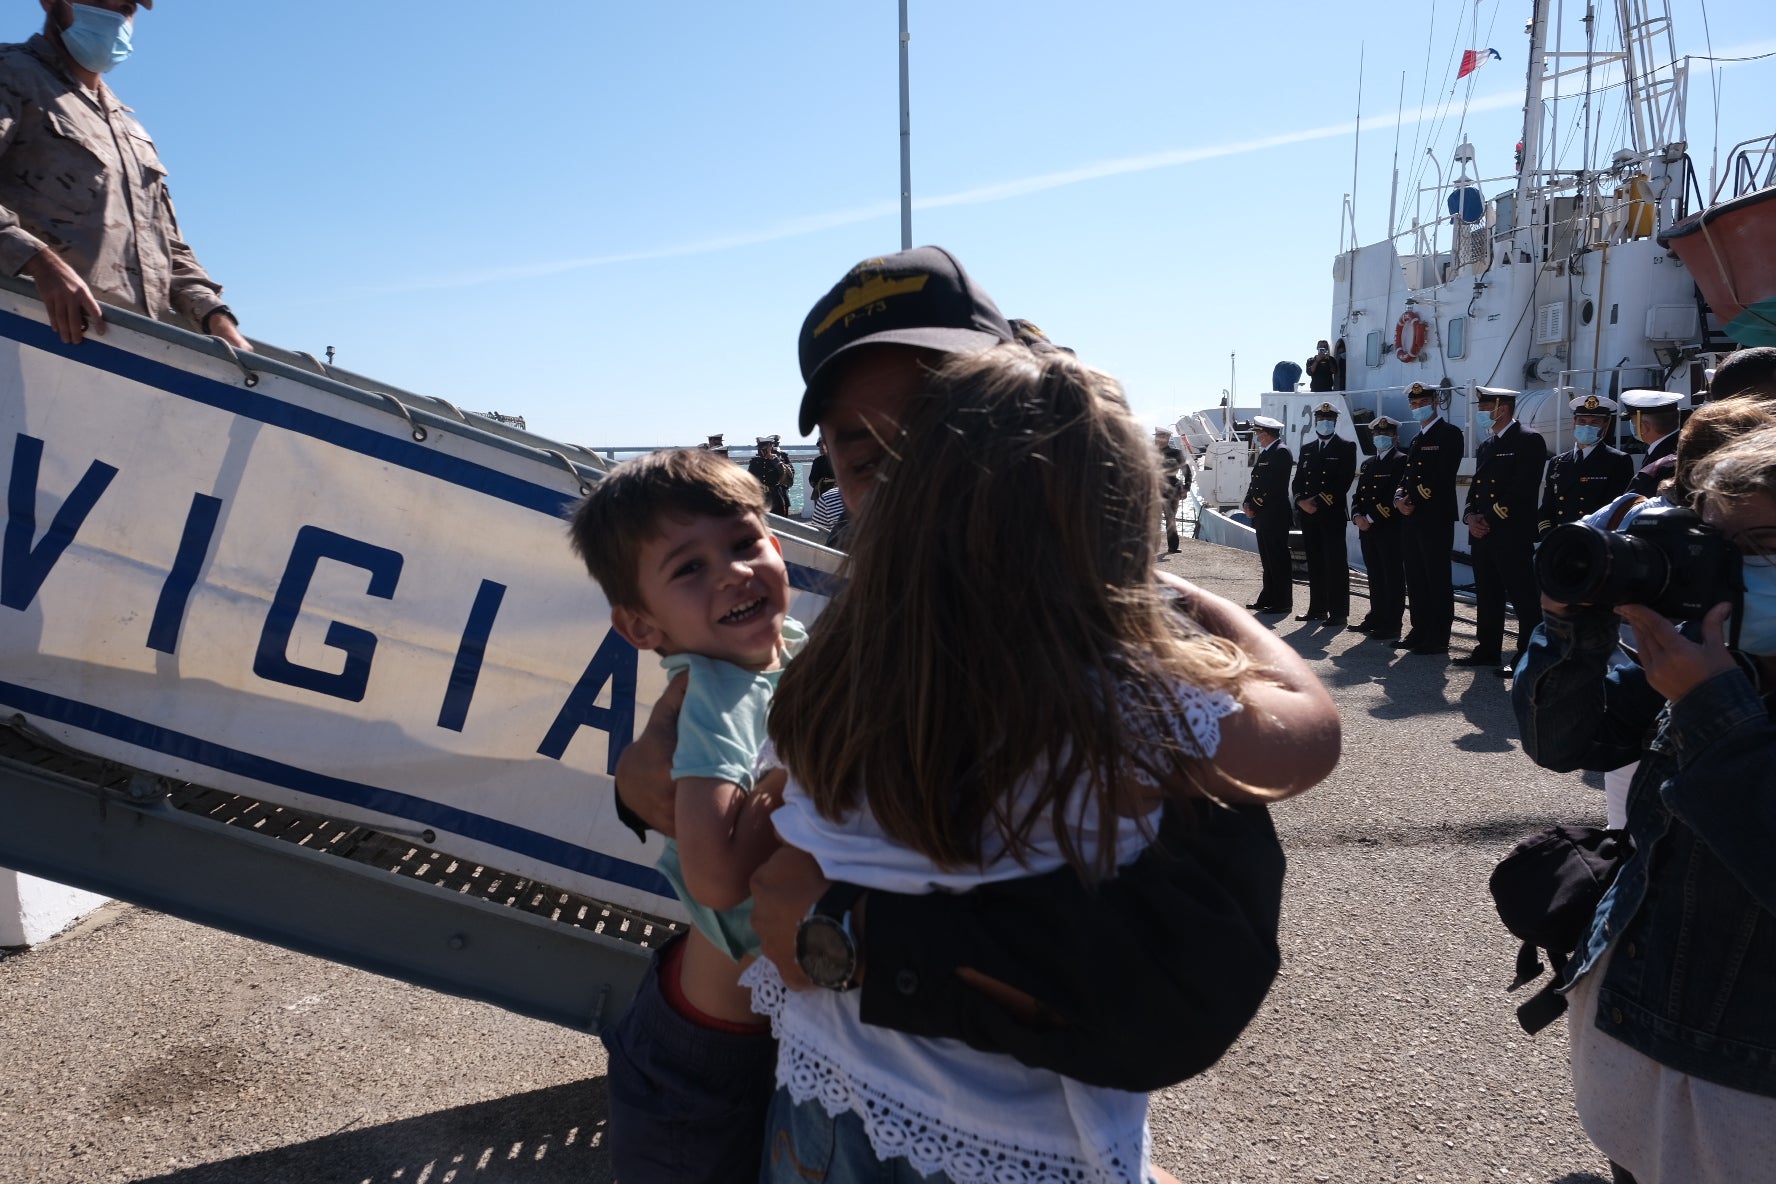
[568,447,804,1182]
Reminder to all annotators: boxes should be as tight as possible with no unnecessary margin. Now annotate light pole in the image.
[898,0,912,250]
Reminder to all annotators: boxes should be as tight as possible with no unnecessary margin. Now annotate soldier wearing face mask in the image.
[1392,383,1465,657]
[1458,387,1547,676]
[1538,393,1635,538]
[1622,390,1687,497]
[1291,402,1356,625]
[0,1,249,350]
[1350,415,1408,640]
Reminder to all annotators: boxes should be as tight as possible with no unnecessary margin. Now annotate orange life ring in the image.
[1394,311,1427,362]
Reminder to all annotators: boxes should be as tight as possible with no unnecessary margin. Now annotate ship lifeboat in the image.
[1660,186,1776,348]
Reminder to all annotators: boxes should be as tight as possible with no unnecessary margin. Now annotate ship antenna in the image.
[1349,44,1366,245]
[898,0,913,251]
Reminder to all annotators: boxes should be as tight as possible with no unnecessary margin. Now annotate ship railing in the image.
[1377,161,1680,293]
[1719,133,1776,202]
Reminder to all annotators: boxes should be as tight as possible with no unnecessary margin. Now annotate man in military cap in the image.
[1155,425,1188,554]
[747,434,794,515]
[1242,415,1294,613]
[1291,402,1356,625]
[1392,383,1464,656]
[0,1,249,349]
[1457,388,1546,676]
[1621,390,1686,496]
[1537,393,1634,538]
[1350,415,1407,639]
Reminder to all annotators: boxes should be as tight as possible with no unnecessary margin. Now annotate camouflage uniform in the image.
[0,35,228,329]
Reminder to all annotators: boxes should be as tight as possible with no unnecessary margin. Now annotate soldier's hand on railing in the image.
[22,249,104,345]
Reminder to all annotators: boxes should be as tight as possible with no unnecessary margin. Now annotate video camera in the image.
[1535,504,1742,624]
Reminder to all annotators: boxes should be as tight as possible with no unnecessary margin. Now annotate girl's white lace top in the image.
[743,676,1240,1184]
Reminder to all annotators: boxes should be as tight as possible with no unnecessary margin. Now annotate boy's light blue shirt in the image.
[655,616,805,962]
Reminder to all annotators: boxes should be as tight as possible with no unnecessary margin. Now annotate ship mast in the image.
[1515,0,1553,212]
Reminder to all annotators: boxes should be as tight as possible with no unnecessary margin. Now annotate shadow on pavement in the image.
[132,1078,610,1184]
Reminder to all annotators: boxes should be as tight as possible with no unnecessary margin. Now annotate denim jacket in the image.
[1514,609,1776,1096]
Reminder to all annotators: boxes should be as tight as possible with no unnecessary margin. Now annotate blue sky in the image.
[28,0,1776,449]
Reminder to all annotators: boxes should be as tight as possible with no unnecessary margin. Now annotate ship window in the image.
[1447,317,1467,359]
[1366,330,1382,367]
[1610,303,1619,325]
[1581,299,1595,326]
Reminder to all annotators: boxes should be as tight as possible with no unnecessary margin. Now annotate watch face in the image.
[795,914,857,990]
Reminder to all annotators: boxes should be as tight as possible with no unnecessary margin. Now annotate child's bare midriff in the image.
[678,928,766,1025]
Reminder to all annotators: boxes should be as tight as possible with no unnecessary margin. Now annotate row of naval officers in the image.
[1239,383,1679,678]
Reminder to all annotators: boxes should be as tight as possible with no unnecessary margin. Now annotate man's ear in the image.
[769,534,783,557]
[610,604,664,652]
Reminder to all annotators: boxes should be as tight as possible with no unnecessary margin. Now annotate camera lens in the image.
[1535,523,1669,608]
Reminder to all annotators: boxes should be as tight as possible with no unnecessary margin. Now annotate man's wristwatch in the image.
[795,881,865,991]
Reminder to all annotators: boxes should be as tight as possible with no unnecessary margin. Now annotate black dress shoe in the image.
[1323,617,1348,628]
[1366,632,1401,642]
[1392,635,1422,649]
[1347,622,1375,634]
[1406,644,1448,656]
[1295,612,1327,622]
[1245,601,1273,611]
[1452,652,1504,668]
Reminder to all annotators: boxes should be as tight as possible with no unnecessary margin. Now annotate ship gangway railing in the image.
[0,273,844,1029]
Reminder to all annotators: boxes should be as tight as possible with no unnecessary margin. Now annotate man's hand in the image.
[1464,512,1491,539]
[1394,491,1416,517]
[1616,602,1737,703]
[749,844,833,990]
[22,249,103,345]
[1240,502,1256,519]
[613,673,687,837]
[1354,513,1371,532]
[1296,497,1318,515]
[205,311,253,352]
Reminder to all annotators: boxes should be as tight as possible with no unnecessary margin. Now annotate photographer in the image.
[1511,424,1776,1184]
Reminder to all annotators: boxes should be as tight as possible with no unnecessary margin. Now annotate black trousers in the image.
[1470,529,1541,656]
[1358,524,1405,633]
[1401,512,1456,647]
[1255,514,1294,609]
[1298,510,1350,618]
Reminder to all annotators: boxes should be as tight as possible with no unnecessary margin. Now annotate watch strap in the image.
[811,880,866,925]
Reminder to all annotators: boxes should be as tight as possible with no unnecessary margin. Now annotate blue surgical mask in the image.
[1410,404,1436,423]
[1574,424,1603,446]
[1736,559,1776,655]
[1372,435,1395,452]
[1314,420,1336,437]
[60,3,133,75]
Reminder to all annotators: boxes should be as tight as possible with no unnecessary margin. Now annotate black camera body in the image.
[1536,504,1742,622]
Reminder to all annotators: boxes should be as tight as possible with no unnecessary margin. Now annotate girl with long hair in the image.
[744,344,1338,1184]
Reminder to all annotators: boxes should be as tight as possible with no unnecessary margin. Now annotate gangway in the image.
[0,276,843,1028]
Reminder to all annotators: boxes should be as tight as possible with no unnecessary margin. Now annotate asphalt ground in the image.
[0,537,1613,1184]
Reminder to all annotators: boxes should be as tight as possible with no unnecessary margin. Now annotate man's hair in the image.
[1636,407,1682,437]
[772,345,1262,882]
[1671,400,1776,501]
[567,448,767,610]
[1691,422,1776,509]
[1710,347,1776,404]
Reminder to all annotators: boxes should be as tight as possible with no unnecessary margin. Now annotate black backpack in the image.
[1488,824,1628,1033]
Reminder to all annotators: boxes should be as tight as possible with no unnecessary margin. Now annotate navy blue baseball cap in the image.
[796,246,1016,435]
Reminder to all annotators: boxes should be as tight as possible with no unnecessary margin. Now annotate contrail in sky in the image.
[366,88,1524,296]
[372,41,1776,296]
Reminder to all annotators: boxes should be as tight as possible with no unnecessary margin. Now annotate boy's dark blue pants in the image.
[601,934,778,1182]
